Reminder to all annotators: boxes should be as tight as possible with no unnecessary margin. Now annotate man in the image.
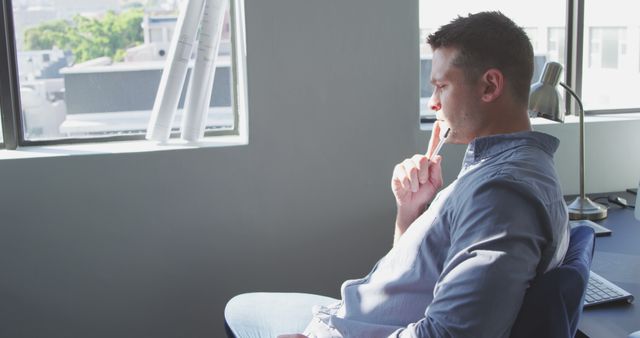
[226,11,569,338]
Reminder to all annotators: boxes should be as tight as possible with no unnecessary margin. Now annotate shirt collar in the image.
[462,131,559,166]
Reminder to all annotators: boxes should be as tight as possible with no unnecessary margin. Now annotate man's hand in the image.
[277,334,308,338]
[392,121,445,236]
[392,153,442,209]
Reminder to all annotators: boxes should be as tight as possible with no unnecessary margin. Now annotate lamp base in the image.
[568,197,608,221]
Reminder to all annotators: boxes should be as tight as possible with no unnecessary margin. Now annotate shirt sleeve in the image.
[388,176,551,338]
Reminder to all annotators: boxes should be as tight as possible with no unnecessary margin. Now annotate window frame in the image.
[419,0,638,125]
[566,0,638,115]
[0,0,246,150]
[0,0,22,149]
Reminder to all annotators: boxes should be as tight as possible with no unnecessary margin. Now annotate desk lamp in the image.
[529,61,607,220]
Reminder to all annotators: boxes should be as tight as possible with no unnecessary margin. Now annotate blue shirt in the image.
[304,131,570,338]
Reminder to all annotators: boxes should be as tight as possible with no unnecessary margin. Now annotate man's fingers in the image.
[402,159,419,192]
[392,164,409,194]
[426,120,442,159]
[412,154,429,184]
[429,155,443,187]
[393,154,438,198]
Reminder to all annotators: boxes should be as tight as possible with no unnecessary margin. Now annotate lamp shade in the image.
[528,61,564,123]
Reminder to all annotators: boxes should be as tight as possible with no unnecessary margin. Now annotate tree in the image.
[23,8,144,63]
[23,20,73,51]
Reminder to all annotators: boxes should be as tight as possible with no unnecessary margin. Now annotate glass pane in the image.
[13,0,235,141]
[419,0,566,121]
[583,0,638,110]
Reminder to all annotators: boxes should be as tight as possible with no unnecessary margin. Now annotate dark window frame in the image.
[0,0,242,150]
[418,0,638,126]
[567,0,638,115]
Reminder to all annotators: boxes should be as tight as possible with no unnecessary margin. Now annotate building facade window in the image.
[524,27,539,52]
[589,27,626,69]
[547,27,566,68]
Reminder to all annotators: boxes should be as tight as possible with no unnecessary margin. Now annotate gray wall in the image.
[1,1,639,338]
[1,0,421,337]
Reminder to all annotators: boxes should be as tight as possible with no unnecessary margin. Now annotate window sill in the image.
[0,134,248,160]
[421,112,640,130]
[530,112,640,124]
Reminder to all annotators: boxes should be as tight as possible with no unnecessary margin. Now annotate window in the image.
[0,0,247,148]
[419,0,640,122]
[582,0,638,110]
[589,27,626,69]
[547,27,566,67]
[524,27,539,52]
[582,0,640,111]
[149,28,164,43]
[418,0,566,122]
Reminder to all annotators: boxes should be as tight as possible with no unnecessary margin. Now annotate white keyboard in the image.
[584,271,634,307]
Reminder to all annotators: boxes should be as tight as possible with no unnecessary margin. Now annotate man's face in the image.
[428,47,481,144]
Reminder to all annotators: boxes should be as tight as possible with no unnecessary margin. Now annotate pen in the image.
[429,127,450,160]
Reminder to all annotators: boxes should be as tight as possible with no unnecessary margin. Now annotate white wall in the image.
[534,118,640,195]
[0,1,638,337]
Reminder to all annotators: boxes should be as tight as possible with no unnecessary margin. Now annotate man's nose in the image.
[428,95,441,112]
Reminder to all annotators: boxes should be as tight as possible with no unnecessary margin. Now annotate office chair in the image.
[509,225,595,338]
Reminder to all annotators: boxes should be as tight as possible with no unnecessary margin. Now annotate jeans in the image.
[224,292,339,338]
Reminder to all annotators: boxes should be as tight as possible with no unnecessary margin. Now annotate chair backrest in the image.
[509,225,595,338]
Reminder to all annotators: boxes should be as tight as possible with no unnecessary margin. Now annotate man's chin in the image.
[446,130,471,145]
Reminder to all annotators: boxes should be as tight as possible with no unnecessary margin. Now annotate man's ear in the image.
[480,68,504,103]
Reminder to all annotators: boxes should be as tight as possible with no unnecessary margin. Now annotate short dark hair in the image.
[427,11,533,104]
